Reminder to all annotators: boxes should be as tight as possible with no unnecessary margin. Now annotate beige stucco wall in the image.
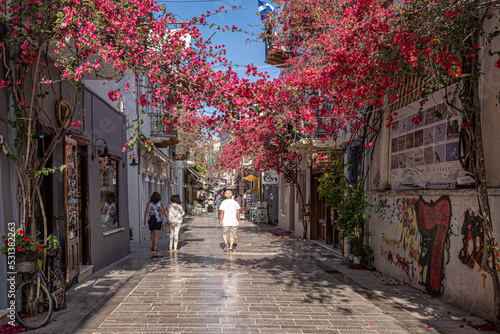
[277,158,311,239]
[369,189,499,321]
[367,15,500,319]
[480,9,500,187]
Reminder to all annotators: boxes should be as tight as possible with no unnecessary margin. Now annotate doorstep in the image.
[78,264,93,282]
[311,240,344,258]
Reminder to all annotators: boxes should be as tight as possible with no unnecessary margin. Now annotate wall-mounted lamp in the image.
[130,157,139,167]
[92,137,111,161]
[33,110,51,139]
[144,174,150,182]
[34,120,50,139]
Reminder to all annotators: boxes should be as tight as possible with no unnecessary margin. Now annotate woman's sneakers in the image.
[229,248,233,253]
[223,243,229,251]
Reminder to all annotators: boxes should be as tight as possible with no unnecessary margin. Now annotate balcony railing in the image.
[264,37,289,67]
[150,113,178,148]
[286,117,332,143]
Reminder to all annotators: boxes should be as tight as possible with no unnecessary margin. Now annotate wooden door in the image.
[312,176,326,241]
[312,175,333,244]
[64,137,81,283]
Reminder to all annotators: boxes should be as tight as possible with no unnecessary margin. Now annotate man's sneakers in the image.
[223,243,229,251]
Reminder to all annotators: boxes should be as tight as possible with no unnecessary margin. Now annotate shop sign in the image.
[262,171,279,185]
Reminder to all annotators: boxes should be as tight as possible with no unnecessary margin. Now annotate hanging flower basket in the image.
[14,251,39,273]
[2,229,43,273]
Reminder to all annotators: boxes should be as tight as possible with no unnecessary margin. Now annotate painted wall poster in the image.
[414,130,423,147]
[398,119,407,134]
[447,120,460,140]
[391,155,398,170]
[405,133,414,149]
[398,136,406,151]
[436,103,447,121]
[398,153,406,168]
[434,123,446,142]
[391,120,399,135]
[446,142,459,162]
[424,146,434,165]
[434,144,446,163]
[414,148,424,166]
[391,138,398,153]
[406,151,414,167]
[423,127,434,145]
[388,88,465,188]
[425,106,436,125]
[407,115,415,131]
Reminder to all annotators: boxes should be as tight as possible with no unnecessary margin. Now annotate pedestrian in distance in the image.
[143,191,165,252]
[166,194,185,251]
[219,190,240,253]
[215,195,223,212]
[235,193,242,206]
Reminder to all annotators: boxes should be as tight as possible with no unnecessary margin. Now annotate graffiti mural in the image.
[374,198,403,224]
[458,210,484,270]
[381,196,452,296]
[416,196,452,296]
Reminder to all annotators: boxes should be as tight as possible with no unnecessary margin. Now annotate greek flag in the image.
[258,0,274,20]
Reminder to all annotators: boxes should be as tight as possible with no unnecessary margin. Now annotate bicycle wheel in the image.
[50,268,66,310]
[14,279,53,329]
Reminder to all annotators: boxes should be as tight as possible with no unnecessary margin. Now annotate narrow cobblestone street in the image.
[34,214,486,334]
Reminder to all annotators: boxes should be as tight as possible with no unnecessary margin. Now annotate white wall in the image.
[369,189,499,321]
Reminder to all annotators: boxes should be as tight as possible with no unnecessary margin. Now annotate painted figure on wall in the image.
[382,196,452,296]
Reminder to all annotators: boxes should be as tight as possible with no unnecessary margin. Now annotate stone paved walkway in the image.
[32,213,487,334]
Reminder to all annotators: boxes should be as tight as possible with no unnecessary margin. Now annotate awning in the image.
[187,167,209,184]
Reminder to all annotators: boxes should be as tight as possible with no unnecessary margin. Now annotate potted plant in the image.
[317,150,372,268]
[2,229,43,273]
[45,234,61,258]
[351,240,374,268]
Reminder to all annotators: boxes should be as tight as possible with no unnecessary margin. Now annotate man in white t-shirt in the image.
[219,190,240,252]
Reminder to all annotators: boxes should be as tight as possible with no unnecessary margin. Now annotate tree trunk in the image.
[474,111,500,326]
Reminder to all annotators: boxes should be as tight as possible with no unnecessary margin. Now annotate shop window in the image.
[100,158,119,231]
[348,145,360,186]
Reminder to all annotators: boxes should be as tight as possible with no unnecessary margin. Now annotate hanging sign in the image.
[245,174,257,181]
[262,171,279,185]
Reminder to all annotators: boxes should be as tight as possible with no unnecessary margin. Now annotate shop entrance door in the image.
[64,137,90,283]
[312,175,333,244]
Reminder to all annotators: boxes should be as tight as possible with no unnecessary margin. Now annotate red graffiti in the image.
[459,210,484,269]
[417,196,451,296]
[395,253,411,280]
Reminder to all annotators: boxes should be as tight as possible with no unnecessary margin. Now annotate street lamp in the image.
[92,138,111,161]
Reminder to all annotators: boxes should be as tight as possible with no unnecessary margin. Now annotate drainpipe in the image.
[135,75,143,242]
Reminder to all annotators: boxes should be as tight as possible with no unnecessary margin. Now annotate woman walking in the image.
[143,192,165,252]
[167,194,185,251]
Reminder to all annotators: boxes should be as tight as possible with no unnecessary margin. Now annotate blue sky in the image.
[157,0,281,79]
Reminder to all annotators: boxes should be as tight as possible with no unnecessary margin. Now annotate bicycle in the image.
[14,247,66,329]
